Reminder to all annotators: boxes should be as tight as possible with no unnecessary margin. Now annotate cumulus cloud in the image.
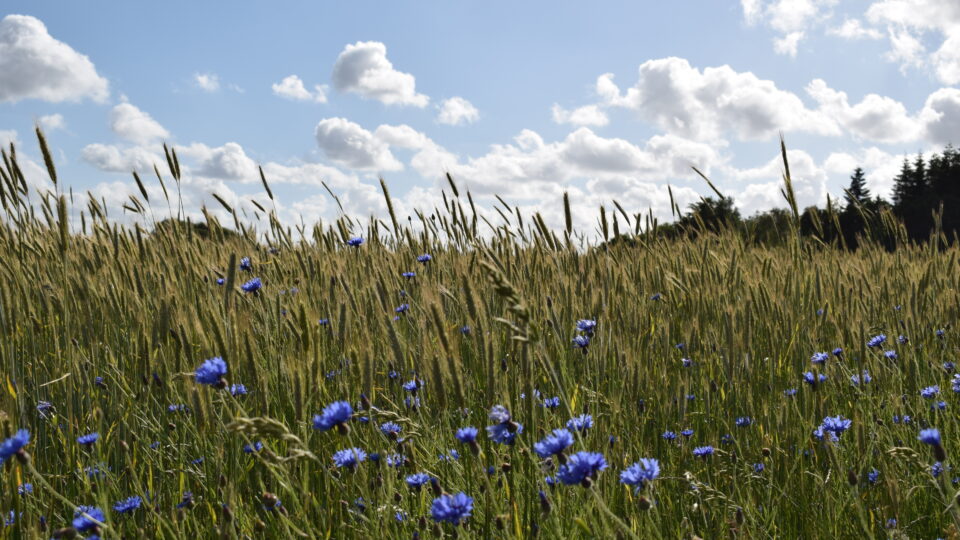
[0,14,109,104]
[272,75,328,103]
[595,58,839,141]
[824,146,917,198]
[194,73,220,92]
[551,104,609,127]
[920,88,960,145]
[828,18,883,40]
[38,113,65,131]
[331,41,429,107]
[81,143,162,173]
[723,148,829,215]
[436,97,479,125]
[739,0,838,56]
[193,142,258,181]
[805,79,921,143]
[109,103,170,145]
[315,117,403,171]
[0,129,20,149]
[866,0,960,84]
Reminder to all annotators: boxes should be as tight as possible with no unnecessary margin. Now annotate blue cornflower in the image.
[417,254,432,263]
[953,374,960,393]
[803,372,827,385]
[17,483,32,495]
[534,429,574,458]
[619,458,660,490]
[402,379,421,393]
[167,404,187,413]
[735,417,752,427]
[0,429,29,463]
[395,303,410,314]
[542,397,561,408]
[832,347,843,357]
[753,463,765,473]
[176,492,194,509]
[239,257,252,271]
[556,451,607,485]
[460,325,471,335]
[191,457,204,465]
[937,328,946,338]
[680,429,694,438]
[867,334,886,348]
[932,462,944,477]
[216,278,225,285]
[662,431,677,441]
[313,401,353,432]
[919,428,941,446]
[720,434,734,445]
[229,384,248,396]
[681,358,693,367]
[77,432,99,447]
[897,334,908,344]
[380,422,402,438]
[944,362,955,372]
[850,370,872,385]
[811,352,829,364]
[884,350,897,360]
[94,376,106,387]
[318,318,330,326]
[650,293,662,301]
[455,426,479,443]
[195,356,228,386]
[402,271,416,278]
[692,446,714,458]
[72,506,105,532]
[113,496,141,514]
[686,394,696,401]
[405,473,431,489]
[566,414,593,432]
[240,277,262,293]
[921,385,940,399]
[332,448,367,468]
[784,388,797,396]
[347,237,363,247]
[489,405,511,424]
[576,319,596,335]
[487,423,522,445]
[385,453,405,467]
[572,335,590,349]
[243,442,263,453]
[868,468,880,484]
[430,492,473,525]
[820,416,852,437]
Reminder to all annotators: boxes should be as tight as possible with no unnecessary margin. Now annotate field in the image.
[2,135,960,539]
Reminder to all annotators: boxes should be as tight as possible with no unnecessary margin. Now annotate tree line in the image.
[645,144,960,249]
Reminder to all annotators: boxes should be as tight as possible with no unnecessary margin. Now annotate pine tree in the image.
[891,157,915,209]
[843,167,871,208]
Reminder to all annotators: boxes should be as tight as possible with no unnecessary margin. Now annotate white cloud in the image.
[805,79,921,143]
[271,75,328,103]
[551,103,609,127]
[920,88,960,145]
[0,129,20,149]
[314,117,403,171]
[80,143,162,173]
[109,103,170,145]
[331,41,429,107]
[436,97,479,125]
[596,57,839,141]
[193,142,258,181]
[773,31,804,56]
[828,19,883,40]
[38,113,65,131]
[194,72,220,92]
[866,0,960,84]
[724,148,829,214]
[739,0,838,55]
[824,146,915,199]
[0,15,109,104]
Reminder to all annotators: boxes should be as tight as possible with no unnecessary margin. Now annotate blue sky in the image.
[1,1,958,233]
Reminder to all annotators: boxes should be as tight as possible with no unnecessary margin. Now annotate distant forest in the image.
[647,144,960,248]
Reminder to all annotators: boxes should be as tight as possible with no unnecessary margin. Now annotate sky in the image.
[1,1,959,236]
